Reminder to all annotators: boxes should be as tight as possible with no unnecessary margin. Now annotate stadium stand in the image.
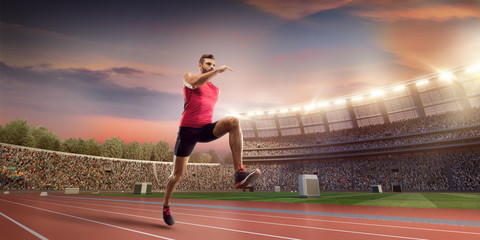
[238,64,480,192]
[1,140,479,193]
[0,144,235,192]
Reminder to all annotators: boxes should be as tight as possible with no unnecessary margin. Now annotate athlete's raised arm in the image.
[184,55,233,89]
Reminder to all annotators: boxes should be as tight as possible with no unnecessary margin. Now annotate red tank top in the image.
[180,82,219,128]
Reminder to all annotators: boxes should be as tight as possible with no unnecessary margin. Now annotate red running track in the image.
[1,192,479,240]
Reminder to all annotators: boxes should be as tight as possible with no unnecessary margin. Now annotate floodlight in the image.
[394,85,405,91]
[304,104,315,110]
[318,102,329,108]
[352,96,363,101]
[370,90,384,97]
[416,80,429,86]
[439,71,454,81]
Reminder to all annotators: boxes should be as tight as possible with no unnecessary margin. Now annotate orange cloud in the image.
[245,0,353,20]
[375,18,480,73]
[272,49,324,64]
[353,4,480,22]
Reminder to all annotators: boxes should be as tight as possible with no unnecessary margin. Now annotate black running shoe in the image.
[234,168,261,189]
[163,206,175,226]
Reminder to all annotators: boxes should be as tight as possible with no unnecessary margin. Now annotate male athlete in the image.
[162,54,261,226]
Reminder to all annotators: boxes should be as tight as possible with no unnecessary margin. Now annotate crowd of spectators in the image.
[450,151,480,191]
[249,152,479,192]
[236,108,480,192]
[244,127,480,157]
[400,156,449,191]
[1,136,479,193]
[170,164,235,191]
[244,108,480,157]
[0,144,241,191]
[353,159,391,191]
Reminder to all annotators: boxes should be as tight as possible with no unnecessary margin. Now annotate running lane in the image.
[2,192,480,240]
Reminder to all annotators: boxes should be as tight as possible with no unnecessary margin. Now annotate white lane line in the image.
[21,196,480,237]
[16,197,428,240]
[38,197,456,237]
[6,197,301,240]
[0,199,174,240]
[46,195,480,235]
[175,207,480,236]
[171,211,428,240]
[175,220,301,240]
[0,212,49,240]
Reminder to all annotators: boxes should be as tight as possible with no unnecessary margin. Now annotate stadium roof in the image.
[233,61,480,118]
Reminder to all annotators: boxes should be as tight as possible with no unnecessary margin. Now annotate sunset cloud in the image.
[108,67,144,75]
[0,62,183,121]
[272,49,324,65]
[353,4,480,22]
[245,0,480,22]
[245,0,353,20]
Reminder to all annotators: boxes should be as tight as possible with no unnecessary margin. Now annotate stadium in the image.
[2,63,480,193]
[2,1,480,238]
[239,63,480,193]
[1,63,480,239]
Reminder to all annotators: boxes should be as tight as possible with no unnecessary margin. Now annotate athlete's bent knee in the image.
[169,172,184,183]
[229,116,240,129]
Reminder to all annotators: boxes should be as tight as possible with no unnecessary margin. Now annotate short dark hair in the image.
[199,54,215,64]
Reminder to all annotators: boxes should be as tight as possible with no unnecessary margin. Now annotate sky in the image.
[1,0,480,157]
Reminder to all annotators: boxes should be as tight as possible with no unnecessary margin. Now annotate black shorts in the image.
[174,122,219,157]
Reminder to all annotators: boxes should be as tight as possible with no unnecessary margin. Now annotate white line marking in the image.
[23,197,437,240]
[0,212,49,240]
[5,197,301,240]
[47,198,431,240]
[22,196,480,237]
[16,197,428,240]
[39,197,480,236]
[47,195,480,230]
[0,199,174,240]
[175,207,480,236]
[173,211,429,240]
[175,220,301,240]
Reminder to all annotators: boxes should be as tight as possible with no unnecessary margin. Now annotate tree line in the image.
[0,119,231,163]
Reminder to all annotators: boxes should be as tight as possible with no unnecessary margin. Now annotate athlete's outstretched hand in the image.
[218,65,234,73]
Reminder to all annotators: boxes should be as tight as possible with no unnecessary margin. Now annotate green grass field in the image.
[96,191,480,209]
